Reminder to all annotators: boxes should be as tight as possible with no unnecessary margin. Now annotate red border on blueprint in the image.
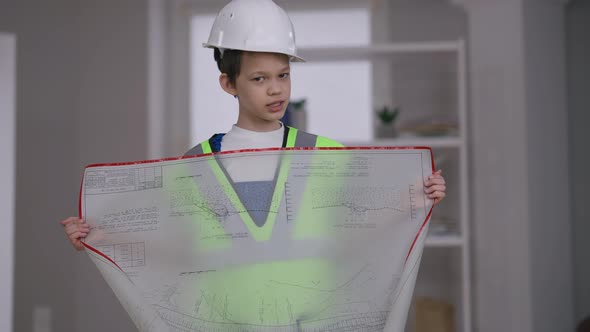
[78,146,435,271]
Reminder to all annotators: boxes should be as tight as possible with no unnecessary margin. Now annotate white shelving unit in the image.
[299,40,471,332]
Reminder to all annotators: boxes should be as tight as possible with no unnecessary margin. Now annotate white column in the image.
[456,0,573,331]
[148,0,167,160]
[465,2,533,331]
[522,1,573,331]
[0,32,16,332]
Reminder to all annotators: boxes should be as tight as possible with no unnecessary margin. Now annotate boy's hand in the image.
[60,217,89,251]
[424,169,446,206]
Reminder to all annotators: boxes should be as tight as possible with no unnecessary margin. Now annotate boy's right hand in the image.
[60,217,90,251]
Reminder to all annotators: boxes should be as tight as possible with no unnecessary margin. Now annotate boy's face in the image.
[223,51,291,131]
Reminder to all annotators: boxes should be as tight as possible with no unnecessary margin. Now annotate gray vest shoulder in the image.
[290,128,318,147]
[184,144,204,156]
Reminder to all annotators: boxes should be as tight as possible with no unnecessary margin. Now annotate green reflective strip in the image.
[315,136,344,148]
[294,151,349,239]
[206,153,290,242]
[168,163,231,251]
[196,258,334,325]
[193,140,232,250]
[197,132,342,243]
[286,127,298,148]
[268,154,291,227]
[201,140,212,154]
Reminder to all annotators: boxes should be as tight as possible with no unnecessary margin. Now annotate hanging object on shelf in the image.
[281,98,307,131]
[375,105,400,138]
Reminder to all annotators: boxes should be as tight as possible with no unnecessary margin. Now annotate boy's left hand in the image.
[424,169,446,206]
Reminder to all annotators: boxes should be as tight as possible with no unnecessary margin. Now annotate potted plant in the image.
[375,106,400,138]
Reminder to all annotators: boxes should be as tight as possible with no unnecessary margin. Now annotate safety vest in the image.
[178,126,385,326]
[184,125,343,155]
[178,126,350,331]
[184,126,342,244]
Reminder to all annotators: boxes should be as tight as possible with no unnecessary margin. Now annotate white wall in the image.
[0,1,81,330]
[465,0,573,331]
[0,32,16,332]
[0,0,149,330]
[75,1,149,331]
[387,0,467,43]
[566,0,590,325]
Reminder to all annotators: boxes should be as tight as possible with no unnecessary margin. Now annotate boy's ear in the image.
[219,73,238,97]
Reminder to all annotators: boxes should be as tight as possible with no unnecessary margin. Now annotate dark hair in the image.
[214,48,242,86]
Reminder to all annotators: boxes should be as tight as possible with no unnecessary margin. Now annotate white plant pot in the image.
[375,124,398,138]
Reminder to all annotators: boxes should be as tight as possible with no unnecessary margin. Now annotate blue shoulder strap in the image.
[209,133,225,153]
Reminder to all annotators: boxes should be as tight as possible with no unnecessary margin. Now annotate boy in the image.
[62,0,445,249]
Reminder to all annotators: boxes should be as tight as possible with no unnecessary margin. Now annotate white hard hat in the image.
[203,0,305,62]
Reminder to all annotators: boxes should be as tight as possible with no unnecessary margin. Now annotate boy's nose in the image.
[267,82,282,95]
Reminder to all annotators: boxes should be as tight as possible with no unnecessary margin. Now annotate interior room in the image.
[0,0,588,331]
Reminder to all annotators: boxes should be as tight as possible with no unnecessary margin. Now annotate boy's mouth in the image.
[267,101,284,112]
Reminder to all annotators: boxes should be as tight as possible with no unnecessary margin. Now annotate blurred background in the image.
[0,0,588,331]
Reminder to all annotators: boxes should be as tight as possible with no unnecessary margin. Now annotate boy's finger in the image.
[429,177,446,185]
[428,191,446,199]
[428,173,444,179]
[425,184,446,194]
[59,217,79,226]
[68,221,89,227]
[64,225,78,235]
[75,221,89,227]
[73,241,86,251]
[68,231,86,242]
[65,225,89,236]
[424,179,445,187]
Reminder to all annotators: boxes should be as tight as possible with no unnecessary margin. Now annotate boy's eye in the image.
[280,73,290,79]
[252,76,265,82]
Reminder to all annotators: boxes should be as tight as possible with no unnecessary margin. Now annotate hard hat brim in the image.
[202,43,306,63]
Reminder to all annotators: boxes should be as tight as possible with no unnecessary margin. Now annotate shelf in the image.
[294,38,470,331]
[344,136,464,148]
[425,234,464,248]
[298,40,463,62]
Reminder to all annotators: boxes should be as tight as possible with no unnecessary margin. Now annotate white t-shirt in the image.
[219,124,284,182]
[220,124,284,152]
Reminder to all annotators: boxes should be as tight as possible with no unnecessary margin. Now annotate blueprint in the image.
[80,147,434,332]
